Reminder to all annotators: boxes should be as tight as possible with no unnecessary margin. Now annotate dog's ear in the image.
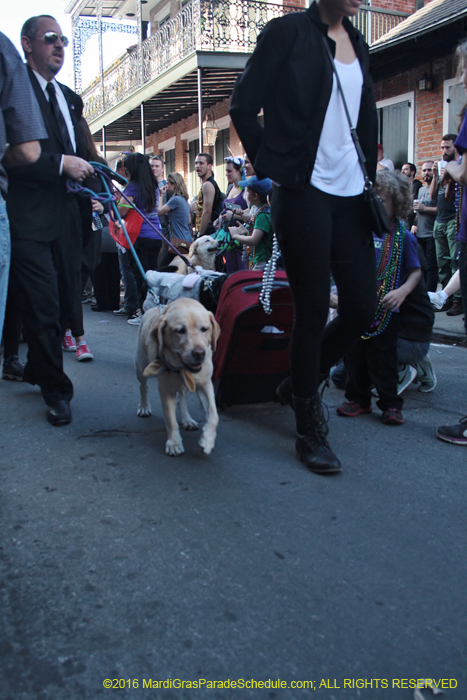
[189,238,199,256]
[209,312,221,352]
[143,360,163,377]
[150,310,167,355]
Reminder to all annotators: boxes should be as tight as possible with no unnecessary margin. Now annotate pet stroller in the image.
[213,270,294,408]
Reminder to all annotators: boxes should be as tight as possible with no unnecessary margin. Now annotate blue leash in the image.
[67,162,195,284]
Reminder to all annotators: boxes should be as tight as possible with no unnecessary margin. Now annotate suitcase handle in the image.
[242,281,290,292]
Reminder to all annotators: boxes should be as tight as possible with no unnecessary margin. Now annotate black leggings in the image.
[130,237,162,309]
[271,184,377,398]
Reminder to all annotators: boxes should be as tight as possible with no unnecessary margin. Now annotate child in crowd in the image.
[337,171,421,425]
[229,176,273,270]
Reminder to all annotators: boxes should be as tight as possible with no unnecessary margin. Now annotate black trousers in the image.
[271,184,377,398]
[417,236,438,292]
[344,314,402,412]
[10,233,79,405]
[92,252,121,311]
[129,237,162,309]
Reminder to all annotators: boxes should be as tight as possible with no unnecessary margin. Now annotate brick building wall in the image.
[378,0,414,13]
[374,52,458,169]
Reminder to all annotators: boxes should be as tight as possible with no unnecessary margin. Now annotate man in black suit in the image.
[6,15,94,426]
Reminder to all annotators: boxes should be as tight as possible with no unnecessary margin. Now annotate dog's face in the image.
[151,298,220,373]
[189,236,221,268]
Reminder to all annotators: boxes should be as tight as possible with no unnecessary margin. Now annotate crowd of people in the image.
[0,3,466,468]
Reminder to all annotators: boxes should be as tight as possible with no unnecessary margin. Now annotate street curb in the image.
[433,329,467,346]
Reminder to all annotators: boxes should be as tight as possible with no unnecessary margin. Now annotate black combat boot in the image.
[293,394,342,474]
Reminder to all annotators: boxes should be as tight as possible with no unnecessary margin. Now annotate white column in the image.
[197,67,203,152]
[97,0,104,111]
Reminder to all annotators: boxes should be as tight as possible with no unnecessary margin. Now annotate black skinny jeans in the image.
[417,236,438,292]
[271,184,377,398]
[130,237,162,309]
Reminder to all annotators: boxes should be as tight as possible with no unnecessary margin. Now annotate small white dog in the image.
[136,298,220,456]
[170,235,221,274]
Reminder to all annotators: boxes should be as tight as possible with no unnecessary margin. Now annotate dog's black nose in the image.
[191,348,205,363]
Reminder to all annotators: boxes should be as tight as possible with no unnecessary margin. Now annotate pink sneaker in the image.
[76,341,93,362]
[62,331,77,352]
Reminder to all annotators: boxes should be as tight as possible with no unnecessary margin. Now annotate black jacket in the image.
[7,67,89,242]
[230,1,378,189]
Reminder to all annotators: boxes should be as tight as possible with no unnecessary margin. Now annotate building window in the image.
[188,138,200,199]
[164,148,175,176]
[215,128,230,194]
[376,93,415,169]
[444,79,465,135]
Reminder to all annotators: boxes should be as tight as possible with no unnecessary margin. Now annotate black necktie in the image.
[46,82,74,155]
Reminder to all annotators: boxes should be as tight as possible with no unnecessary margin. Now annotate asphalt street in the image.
[1,303,466,700]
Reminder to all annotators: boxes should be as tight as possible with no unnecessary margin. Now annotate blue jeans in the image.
[397,338,430,366]
[0,193,10,343]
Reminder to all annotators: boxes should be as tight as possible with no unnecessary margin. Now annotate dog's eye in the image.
[175,327,186,334]
[200,326,209,333]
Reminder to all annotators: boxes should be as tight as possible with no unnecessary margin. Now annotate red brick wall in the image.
[376,0,414,13]
[374,53,458,171]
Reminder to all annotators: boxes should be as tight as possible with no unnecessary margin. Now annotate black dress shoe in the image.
[46,400,72,426]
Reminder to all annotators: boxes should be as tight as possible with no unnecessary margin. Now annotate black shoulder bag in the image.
[321,36,391,237]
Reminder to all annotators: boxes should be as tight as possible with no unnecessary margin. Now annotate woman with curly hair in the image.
[336,171,421,426]
[157,172,192,266]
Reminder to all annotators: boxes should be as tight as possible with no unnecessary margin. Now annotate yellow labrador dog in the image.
[170,235,221,275]
[136,298,220,456]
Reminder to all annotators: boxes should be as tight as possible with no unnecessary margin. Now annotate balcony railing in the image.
[82,0,409,122]
[354,4,410,46]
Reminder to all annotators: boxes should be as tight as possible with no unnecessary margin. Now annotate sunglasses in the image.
[35,32,69,47]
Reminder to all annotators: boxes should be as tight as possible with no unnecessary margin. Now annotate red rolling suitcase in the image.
[213,270,293,407]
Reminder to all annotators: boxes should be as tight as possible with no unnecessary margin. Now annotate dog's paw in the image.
[181,418,199,431]
[137,404,151,417]
[165,439,184,456]
[199,435,215,455]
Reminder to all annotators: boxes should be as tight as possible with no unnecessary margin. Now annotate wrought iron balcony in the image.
[82,0,409,123]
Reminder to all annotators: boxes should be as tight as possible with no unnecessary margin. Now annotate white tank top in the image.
[311,58,364,197]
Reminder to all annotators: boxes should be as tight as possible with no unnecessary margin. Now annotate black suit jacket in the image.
[230,1,378,189]
[6,67,89,242]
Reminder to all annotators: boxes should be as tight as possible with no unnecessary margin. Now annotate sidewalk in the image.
[433,306,467,345]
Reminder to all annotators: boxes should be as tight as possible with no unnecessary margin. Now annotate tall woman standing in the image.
[230,0,379,474]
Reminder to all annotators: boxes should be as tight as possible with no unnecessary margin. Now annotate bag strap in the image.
[321,36,373,190]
